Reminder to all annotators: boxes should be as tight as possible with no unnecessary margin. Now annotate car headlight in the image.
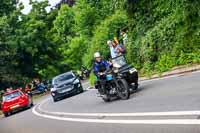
[51,92,55,96]
[73,79,80,84]
[51,87,57,92]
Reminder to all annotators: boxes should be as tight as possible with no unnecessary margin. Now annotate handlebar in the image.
[98,69,112,76]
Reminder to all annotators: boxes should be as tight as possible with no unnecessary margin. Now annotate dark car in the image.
[51,71,83,102]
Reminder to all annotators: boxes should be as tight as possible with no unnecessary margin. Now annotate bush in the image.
[155,54,177,73]
[127,0,200,75]
[89,72,96,87]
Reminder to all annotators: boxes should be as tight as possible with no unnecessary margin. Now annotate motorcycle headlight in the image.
[113,63,121,68]
[114,69,119,73]
[73,79,80,84]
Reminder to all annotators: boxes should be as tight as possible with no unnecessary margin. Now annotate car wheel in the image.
[53,97,58,102]
[4,112,10,117]
[79,86,84,93]
[30,100,34,107]
[44,88,48,92]
[30,102,34,107]
[27,97,33,108]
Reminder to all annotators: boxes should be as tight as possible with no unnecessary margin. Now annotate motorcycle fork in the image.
[112,74,120,92]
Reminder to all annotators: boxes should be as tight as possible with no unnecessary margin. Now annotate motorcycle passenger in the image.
[107,39,125,58]
[93,52,110,95]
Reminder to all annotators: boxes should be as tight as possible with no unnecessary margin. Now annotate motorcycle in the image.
[80,66,91,80]
[111,55,138,92]
[95,68,130,102]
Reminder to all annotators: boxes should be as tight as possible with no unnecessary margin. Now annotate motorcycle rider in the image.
[93,52,110,95]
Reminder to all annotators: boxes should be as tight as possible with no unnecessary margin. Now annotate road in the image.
[1,71,200,133]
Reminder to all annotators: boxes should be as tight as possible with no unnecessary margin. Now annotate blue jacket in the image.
[93,59,110,76]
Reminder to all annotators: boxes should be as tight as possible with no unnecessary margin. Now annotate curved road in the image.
[1,71,200,133]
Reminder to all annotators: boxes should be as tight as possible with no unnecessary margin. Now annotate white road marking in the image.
[32,105,200,125]
[38,110,200,117]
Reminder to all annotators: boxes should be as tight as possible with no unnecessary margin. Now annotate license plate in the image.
[11,104,19,109]
[61,90,68,93]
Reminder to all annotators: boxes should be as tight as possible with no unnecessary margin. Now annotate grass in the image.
[139,63,200,78]
[32,92,50,100]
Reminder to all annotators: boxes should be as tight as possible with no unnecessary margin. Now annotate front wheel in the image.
[4,112,11,117]
[53,97,58,102]
[117,79,130,100]
[77,86,84,94]
[26,96,33,108]
[102,94,110,102]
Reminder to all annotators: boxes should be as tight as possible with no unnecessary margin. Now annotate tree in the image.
[0,0,17,17]
[55,0,76,8]
[14,1,62,79]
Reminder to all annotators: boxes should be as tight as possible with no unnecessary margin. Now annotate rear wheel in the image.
[117,79,130,100]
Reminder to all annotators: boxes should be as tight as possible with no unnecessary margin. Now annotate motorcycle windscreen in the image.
[112,56,127,68]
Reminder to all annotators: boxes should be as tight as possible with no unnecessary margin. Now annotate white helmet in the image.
[94,52,101,58]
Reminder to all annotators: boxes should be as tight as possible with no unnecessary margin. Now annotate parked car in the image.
[1,89,33,117]
[51,71,83,102]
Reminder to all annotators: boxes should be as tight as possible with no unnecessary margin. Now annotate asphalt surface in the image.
[1,71,200,133]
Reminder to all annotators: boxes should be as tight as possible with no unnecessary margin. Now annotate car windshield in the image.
[54,73,74,84]
[3,91,22,102]
[112,56,127,68]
